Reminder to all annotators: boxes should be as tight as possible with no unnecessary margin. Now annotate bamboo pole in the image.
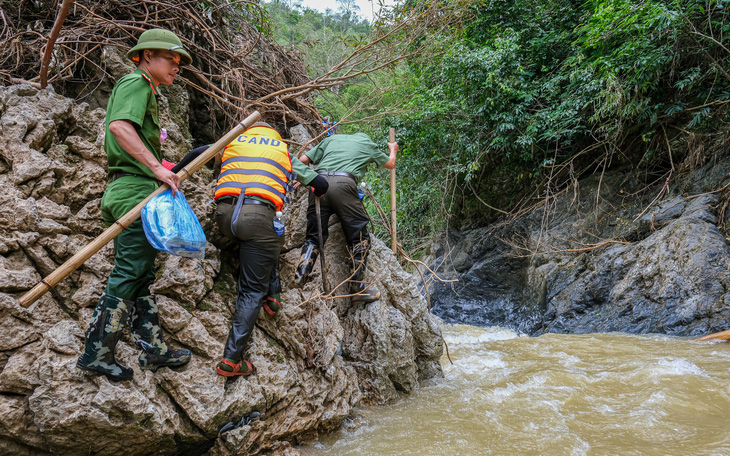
[18,110,261,308]
[389,127,397,255]
[694,329,730,342]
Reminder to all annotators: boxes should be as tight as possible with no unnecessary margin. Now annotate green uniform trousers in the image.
[100,175,159,301]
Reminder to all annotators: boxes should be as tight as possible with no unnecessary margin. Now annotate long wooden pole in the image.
[314,197,329,294]
[389,127,397,255]
[18,111,261,308]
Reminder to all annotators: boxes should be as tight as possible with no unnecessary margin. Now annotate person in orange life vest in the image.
[213,121,328,377]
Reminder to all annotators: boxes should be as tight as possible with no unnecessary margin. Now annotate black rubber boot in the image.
[130,295,191,370]
[292,241,319,288]
[349,239,380,303]
[76,293,134,381]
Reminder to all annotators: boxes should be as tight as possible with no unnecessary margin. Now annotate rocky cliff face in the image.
[425,160,730,337]
[0,82,443,455]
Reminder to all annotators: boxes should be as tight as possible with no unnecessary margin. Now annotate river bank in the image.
[423,149,730,337]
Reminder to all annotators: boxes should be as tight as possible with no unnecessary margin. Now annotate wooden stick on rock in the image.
[694,329,730,342]
[389,127,397,256]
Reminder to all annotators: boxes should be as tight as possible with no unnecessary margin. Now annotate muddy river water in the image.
[302,324,730,455]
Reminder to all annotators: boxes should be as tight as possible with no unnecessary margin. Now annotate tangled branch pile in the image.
[0,0,320,132]
[0,0,460,141]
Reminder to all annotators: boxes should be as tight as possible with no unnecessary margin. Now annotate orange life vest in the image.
[214,126,293,210]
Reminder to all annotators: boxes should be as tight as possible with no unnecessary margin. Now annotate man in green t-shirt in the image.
[76,29,193,381]
[293,132,398,303]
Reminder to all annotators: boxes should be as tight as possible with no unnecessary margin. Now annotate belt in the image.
[108,172,135,183]
[218,196,275,209]
[317,171,357,182]
[108,172,157,183]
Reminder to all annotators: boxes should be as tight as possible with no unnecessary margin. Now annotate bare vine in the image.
[1,0,461,137]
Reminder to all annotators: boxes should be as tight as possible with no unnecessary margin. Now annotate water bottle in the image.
[357,182,367,200]
[273,211,285,236]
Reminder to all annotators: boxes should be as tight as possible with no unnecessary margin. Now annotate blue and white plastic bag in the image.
[141,189,206,259]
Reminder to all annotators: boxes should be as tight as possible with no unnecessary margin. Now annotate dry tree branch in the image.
[466,181,511,216]
[691,28,730,56]
[40,0,75,89]
[502,235,630,259]
[632,174,671,222]
[2,0,460,141]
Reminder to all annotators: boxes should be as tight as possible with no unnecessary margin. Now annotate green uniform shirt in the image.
[305,133,389,180]
[105,69,162,179]
[291,154,317,185]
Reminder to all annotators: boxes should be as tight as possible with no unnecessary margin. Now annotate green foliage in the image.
[264,0,730,252]
[358,0,730,248]
[262,0,371,76]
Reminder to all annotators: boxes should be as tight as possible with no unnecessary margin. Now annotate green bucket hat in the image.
[127,29,192,66]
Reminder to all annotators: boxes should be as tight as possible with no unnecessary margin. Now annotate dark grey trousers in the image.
[216,199,283,362]
[305,175,370,247]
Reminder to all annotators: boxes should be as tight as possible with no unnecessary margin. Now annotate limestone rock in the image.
[0,256,40,293]
[0,84,442,455]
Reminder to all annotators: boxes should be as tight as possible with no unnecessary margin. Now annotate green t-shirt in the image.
[304,133,388,180]
[105,69,161,179]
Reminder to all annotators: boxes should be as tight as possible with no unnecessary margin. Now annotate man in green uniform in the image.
[76,29,193,381]
[293,132,398,303]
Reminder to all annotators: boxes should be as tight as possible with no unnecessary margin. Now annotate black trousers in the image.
[305,174,370,247]
[216,199,283,362]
